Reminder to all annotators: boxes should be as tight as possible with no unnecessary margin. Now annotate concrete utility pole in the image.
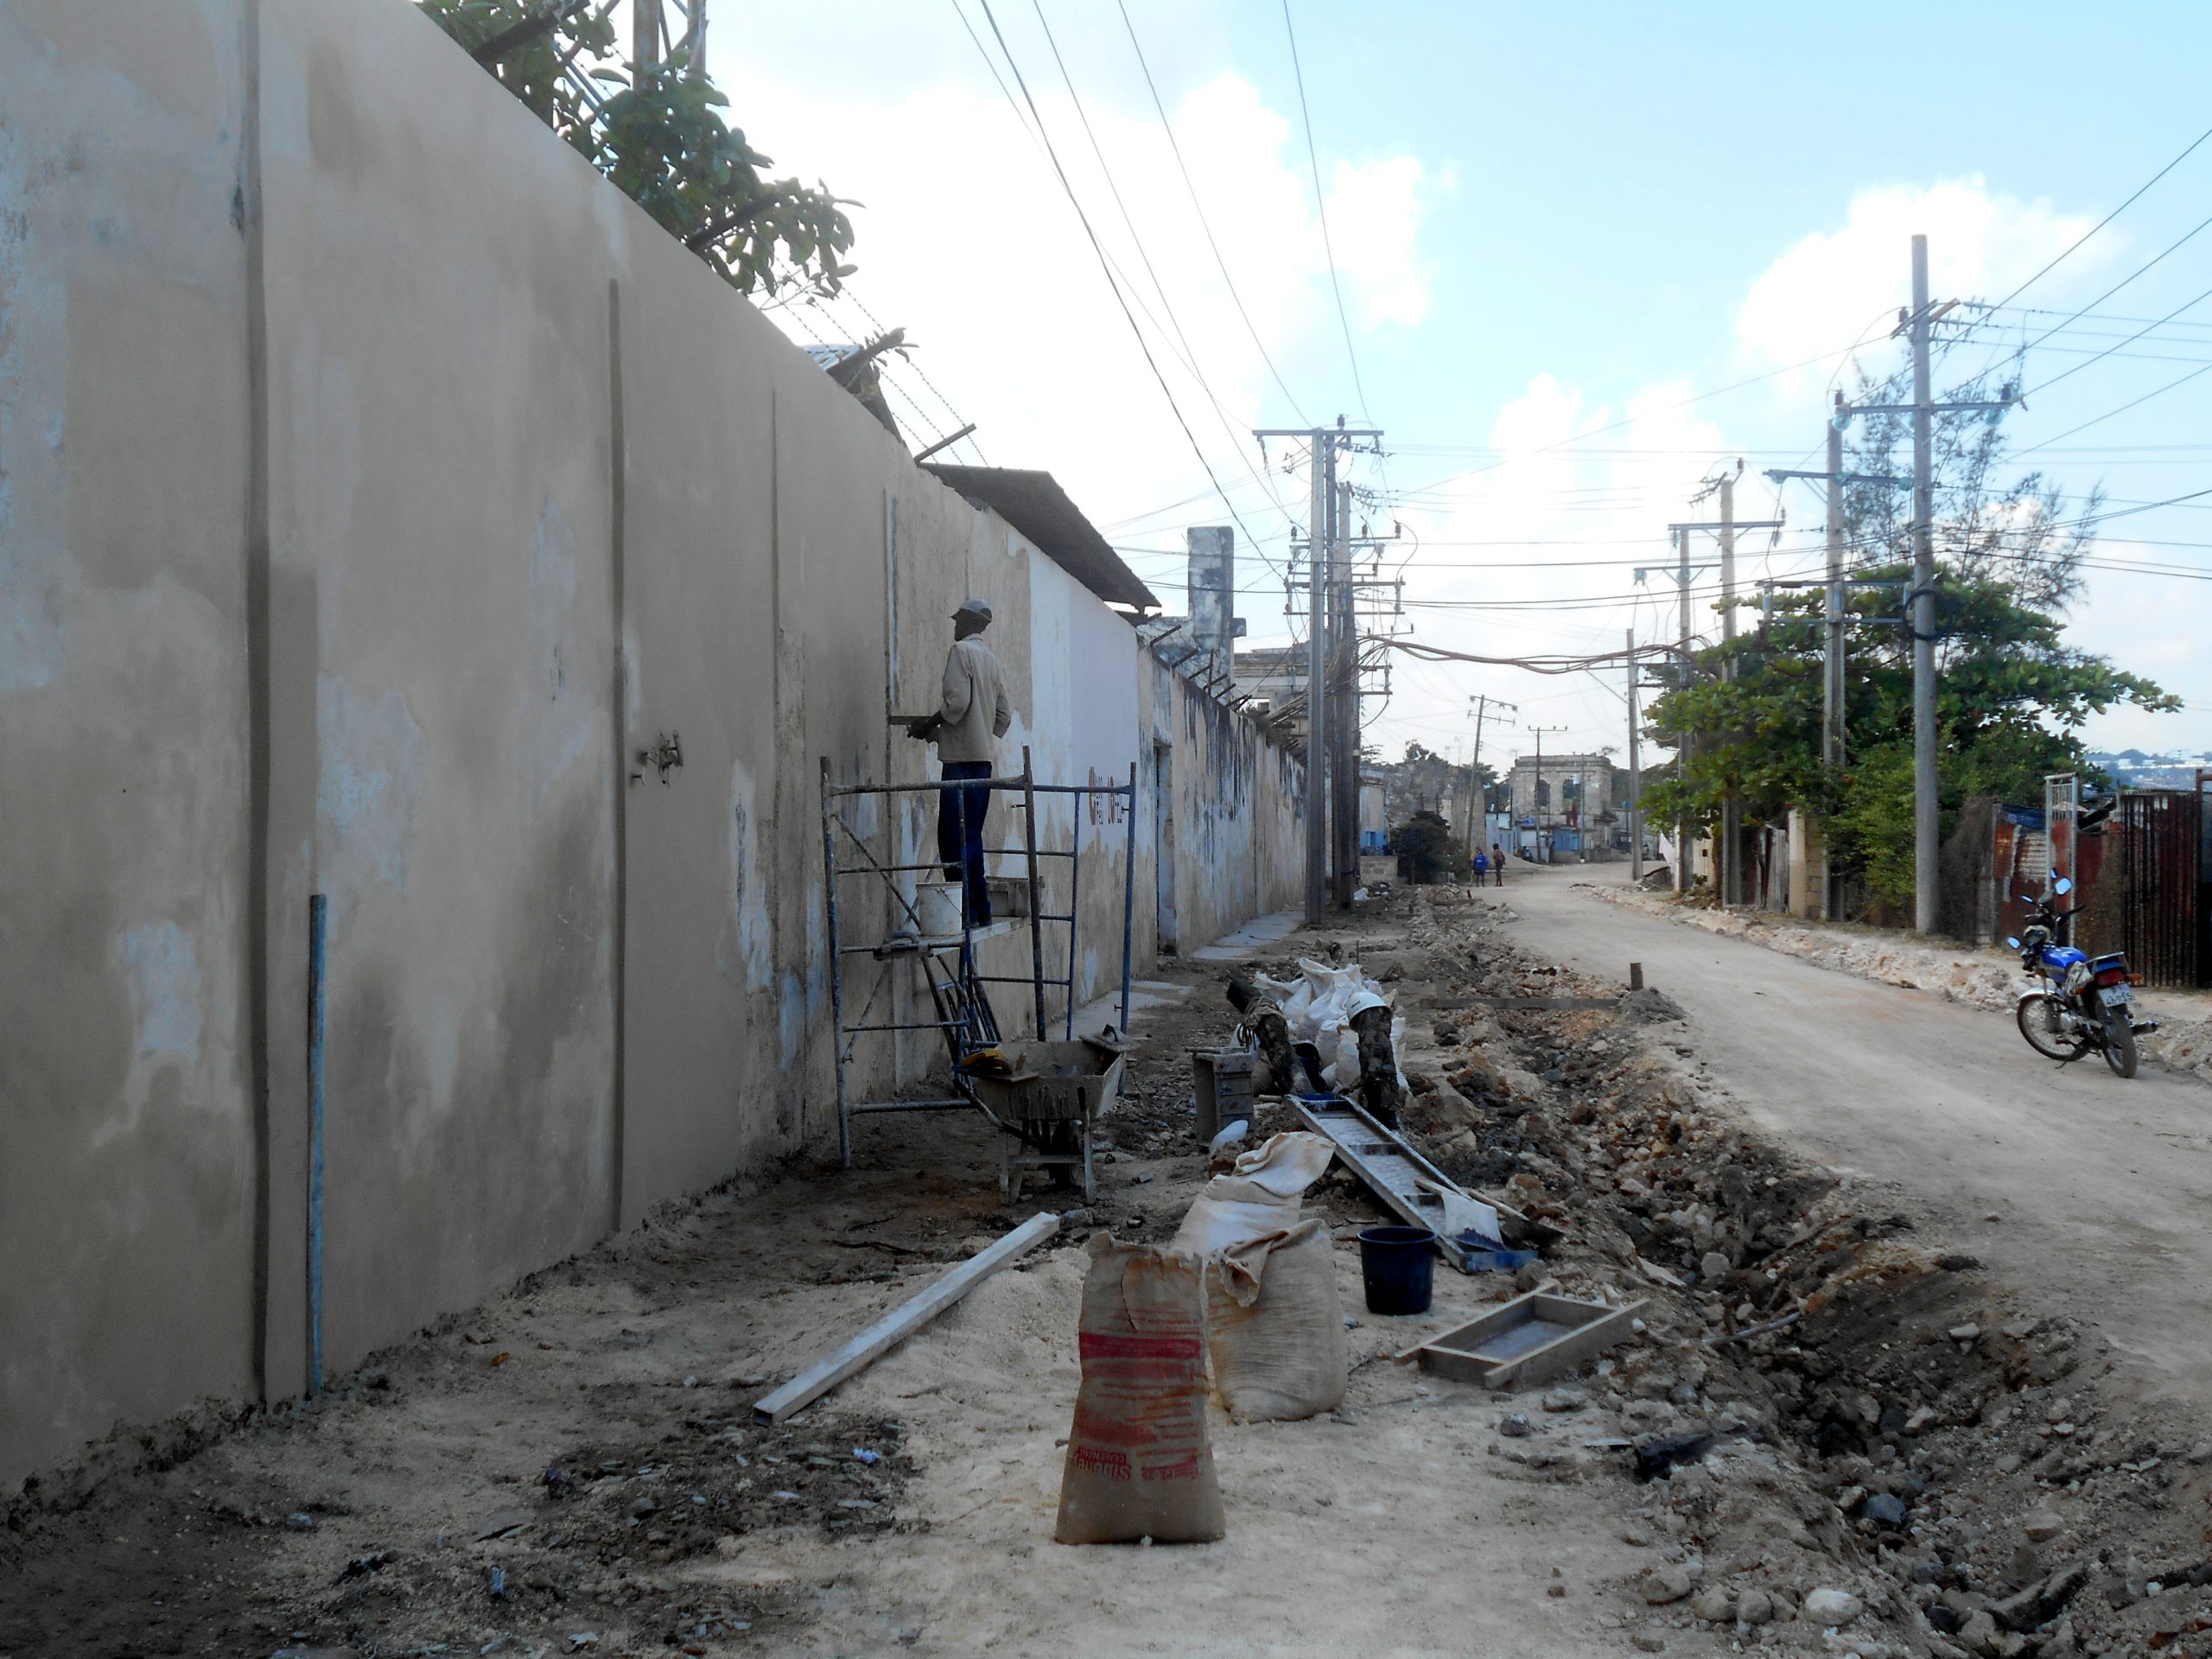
[1524,725,1570,860]
[1254,421,1381,923]
[1909,234,1938,935]
[1764,412,1909,922]
[1332,476,1358,906]
[1718,467,1742,906]
[1627,628,1643,883]
[1305,436,1329,924]
[1465,694,1516,861]
[1667,497,1780,906]
[1675,527,1692,895]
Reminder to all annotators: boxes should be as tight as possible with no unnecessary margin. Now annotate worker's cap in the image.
[952,596,993,625]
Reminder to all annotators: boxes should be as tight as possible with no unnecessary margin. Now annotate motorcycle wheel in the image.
[2102,1004,2139,1079]
[2017,993,2088,1061]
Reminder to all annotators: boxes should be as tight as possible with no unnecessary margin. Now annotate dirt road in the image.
[1499,860,2212,1409]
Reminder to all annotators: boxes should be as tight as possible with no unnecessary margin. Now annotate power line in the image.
[2012,361,2212,458]
[1281,0,1370,420]
[960,0,1281,574]
[2026,278,2212,397]
[1986,121,2212,313]
[2017,207,2212,361]
[1116,0,1308,427]
[1024,0,1303,548]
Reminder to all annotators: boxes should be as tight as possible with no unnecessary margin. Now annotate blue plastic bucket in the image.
[1357,1225,1437,1315]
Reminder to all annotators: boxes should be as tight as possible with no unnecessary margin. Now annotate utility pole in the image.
[1332,476,1358,906]
[1675,527,1691,895]
[1305,438,1328,924]
[1627,628,1643,883]
[1465,695,1516,862]
[1764,414,1909,921]
[1909,234,1939,934]
[1255,421,1382,924]
[1666,499,1781,905]
[1821,238,2012,932]
[1523,725,1570,861]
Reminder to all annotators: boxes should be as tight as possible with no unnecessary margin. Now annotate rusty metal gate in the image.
[2118,786,2211,988]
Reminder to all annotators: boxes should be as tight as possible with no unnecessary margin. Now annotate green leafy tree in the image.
[420,1,855,298]
[1642,358,2175,911]
[1391,810,1462,886]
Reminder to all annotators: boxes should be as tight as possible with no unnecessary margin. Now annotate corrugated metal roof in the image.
[923,465,1160,612]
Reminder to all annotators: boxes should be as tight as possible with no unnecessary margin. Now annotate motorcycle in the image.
[2005,876,2157,1078]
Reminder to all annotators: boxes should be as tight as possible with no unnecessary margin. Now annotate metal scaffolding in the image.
[819,748,1135,1170]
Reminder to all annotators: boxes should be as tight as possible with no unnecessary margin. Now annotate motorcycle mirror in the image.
[2005,937,2021,950]
[2053,877,2074,896]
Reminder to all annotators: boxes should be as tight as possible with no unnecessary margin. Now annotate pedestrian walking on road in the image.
[1472,848,1490,890]
[900,596,1013,925]
[1491,842,1506,887]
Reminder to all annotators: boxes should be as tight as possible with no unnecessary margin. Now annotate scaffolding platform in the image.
[820,747,1135,1204]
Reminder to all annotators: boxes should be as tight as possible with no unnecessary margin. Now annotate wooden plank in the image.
[753,1211,1060,1424]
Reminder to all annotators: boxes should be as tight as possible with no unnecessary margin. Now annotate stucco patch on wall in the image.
[104,919,201,1143]
[519,496,593,817]
[0,127,67,695]
[317,672,426,896]
[716,760,772,991]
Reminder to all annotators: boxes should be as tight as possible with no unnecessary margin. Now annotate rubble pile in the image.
[1382,889,2212,1657]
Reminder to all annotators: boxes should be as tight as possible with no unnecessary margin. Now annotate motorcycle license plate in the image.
[2103,984,2133,1006]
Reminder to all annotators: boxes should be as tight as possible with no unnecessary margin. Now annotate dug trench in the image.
[1372,886,2212,1657]
[5,885,2212,1657]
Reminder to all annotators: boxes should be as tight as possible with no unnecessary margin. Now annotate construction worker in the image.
[901,596,1013,925]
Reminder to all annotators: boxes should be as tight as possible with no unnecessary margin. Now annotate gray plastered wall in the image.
[0,0,1304,1487]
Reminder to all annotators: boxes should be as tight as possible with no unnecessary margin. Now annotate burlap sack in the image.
[1053,1235,1226,1545]
[1203,1218,1346,1422]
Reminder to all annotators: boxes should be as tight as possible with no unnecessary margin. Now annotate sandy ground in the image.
[1500,862,2212,1414]
[10,881,2212,1659]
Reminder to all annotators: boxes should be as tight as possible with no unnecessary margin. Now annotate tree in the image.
[1390,810,1462,886]
[1641,356,2176,912]
[420,2,856,299]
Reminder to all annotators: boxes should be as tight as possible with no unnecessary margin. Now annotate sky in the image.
[704,1,2212,780]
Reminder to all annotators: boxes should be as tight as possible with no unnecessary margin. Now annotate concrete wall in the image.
[1140,652,1305,960]
[0,0,260,1487]
[0,0,1303,1486]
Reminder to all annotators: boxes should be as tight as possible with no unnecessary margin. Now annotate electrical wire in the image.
[1281,0,1370,420]
[1986,121,2212,314]
[1024,0,1304,548]
[2012,361,2212,459]
[962,0,1285,577]
[1116,0,1308,427]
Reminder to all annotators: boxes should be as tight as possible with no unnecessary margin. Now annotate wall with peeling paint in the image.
[0,0,1303,1488]
[1140,652,1306,961]
[0,0,260,1500]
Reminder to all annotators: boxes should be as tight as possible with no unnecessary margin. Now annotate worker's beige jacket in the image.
[936,637,1013,766]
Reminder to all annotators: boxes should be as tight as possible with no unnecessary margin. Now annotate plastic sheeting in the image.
[1251,957,1408,1091]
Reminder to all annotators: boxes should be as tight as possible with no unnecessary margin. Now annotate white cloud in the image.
[1328,155,1436,329]
[710,47,1436,591]
[1735,177,2104,379]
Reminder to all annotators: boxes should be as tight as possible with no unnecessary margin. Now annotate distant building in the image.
[1507,752,1623,855]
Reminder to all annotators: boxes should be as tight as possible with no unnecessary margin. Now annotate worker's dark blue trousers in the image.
[937,762,994,923]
